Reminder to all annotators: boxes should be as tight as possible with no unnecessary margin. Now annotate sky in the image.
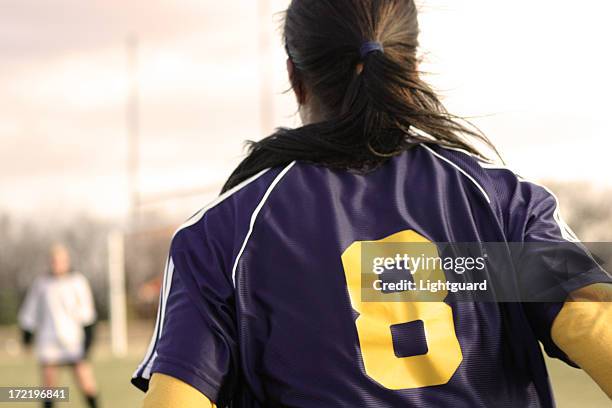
[1,0,611,220]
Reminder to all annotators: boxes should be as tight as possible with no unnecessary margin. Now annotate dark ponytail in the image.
[222,0,497,193]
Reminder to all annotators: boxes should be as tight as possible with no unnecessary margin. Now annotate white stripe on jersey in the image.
[232,161,296,287]
[231,161,297,287]
[134,257,175,380]
[173,167,273,239]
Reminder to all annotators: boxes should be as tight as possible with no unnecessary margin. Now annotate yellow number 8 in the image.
[341,230,463,390]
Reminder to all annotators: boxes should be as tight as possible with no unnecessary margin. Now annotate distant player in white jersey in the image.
[18,243,99,408]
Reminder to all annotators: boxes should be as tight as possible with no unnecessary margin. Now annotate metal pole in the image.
[126,34,140,228]
[258,0,274,138]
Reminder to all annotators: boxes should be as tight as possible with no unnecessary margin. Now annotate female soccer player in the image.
[19,244,99,408]
[133,1,612,406]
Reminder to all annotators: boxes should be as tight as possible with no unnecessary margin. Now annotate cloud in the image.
[1,0,610,219]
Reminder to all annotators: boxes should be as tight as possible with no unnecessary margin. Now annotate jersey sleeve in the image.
[18,278,42,332]
[132,224,239,405]
[518,182,610,296]
[510,180,612,363]
[131,166,284,405]
[74,274,96,326]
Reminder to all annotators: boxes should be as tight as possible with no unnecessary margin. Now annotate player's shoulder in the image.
[430,144,559,206]
[69,272,88,284]
[424,144,568,239]
[419,143,535,205]
[171,162,298,250]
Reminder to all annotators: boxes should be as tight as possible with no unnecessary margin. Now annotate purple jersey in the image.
[132,144,611,407]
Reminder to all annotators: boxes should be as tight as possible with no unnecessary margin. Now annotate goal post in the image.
[107,230,128,357]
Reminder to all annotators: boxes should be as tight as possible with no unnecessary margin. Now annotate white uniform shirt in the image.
[18,272,96,364]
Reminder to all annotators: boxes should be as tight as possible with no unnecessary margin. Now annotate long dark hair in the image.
[222,0,496,192]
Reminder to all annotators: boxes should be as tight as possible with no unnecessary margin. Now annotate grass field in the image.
[0,355,143,407]
[0,323,608,407]
[0,323,148,408]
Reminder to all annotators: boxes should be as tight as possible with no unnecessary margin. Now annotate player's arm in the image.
[504,177,612,397]
[132,222,241,406]
[143,374,216,408]
[551,283,612,399]
[83,322,96,357]
[18,279,41,347]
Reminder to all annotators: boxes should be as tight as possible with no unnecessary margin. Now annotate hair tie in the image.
[359,41,384,58]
